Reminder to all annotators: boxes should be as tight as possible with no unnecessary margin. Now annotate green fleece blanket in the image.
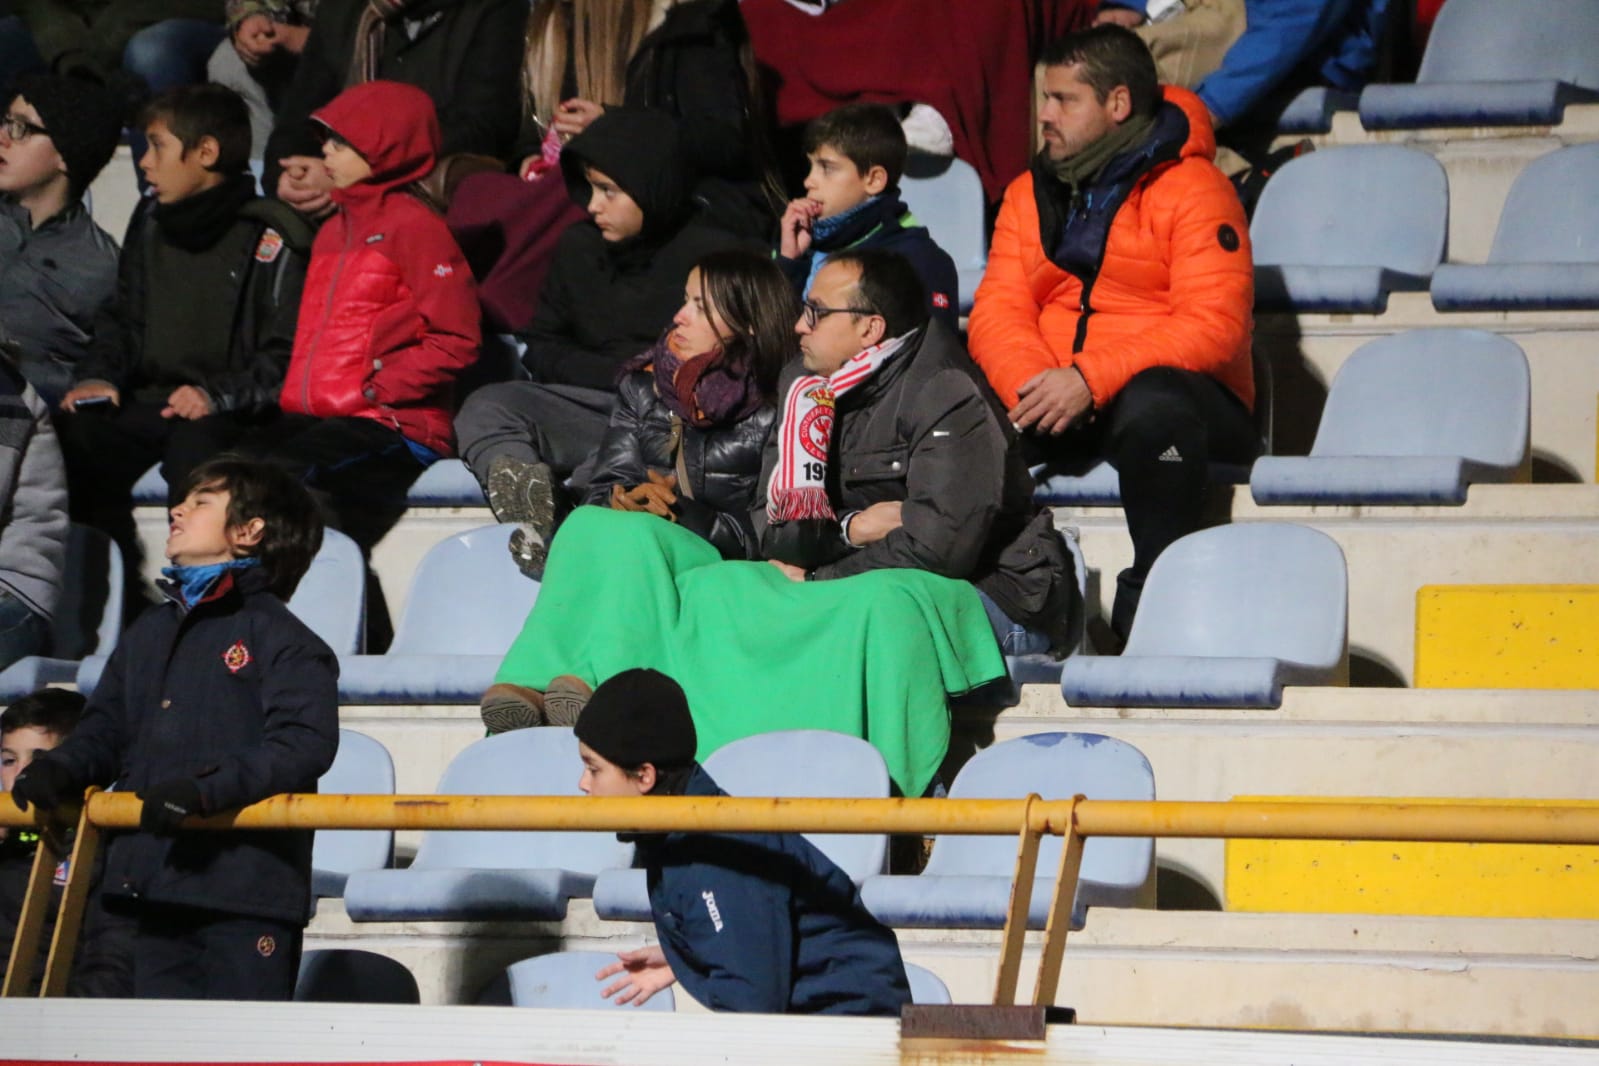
[495,507,1007,797]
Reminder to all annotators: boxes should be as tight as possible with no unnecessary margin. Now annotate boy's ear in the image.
[229,516,266,552]
[192,134,222,170]
[634,762,659,795]
[862,163,890,196]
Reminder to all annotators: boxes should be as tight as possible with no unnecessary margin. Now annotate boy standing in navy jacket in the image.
[777,103,960,332]
[10,457,339,1000]
[576,668,911,1015]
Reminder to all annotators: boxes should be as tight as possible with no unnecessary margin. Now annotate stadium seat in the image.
[1358,0,1599,130]
[295,950,419,1003]
[592,729,893,921]
[335,524,538,703]
[130,463,167,504]
[1275,86,1359,134]
[73,526,366,696]
[504,950,675,1011]
[905,963,952,1005]
[860,732,1155,930]
[312,729,396,898]
[405,458,487,506]
[1060,523,1347,709]
[0,525,122,702]
[1430,144,1599,312]
[341,728,631,921]
[900,154,986,312]
[1250,330,1529,505]
[1250,146,1448,313]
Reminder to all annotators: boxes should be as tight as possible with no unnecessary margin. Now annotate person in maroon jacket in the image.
[245,79,479,550]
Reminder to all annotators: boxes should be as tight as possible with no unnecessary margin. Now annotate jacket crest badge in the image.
[433,263,454,278]
[254,229,284,263]
[223,640,252,673]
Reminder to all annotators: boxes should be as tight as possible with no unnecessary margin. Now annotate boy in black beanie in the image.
[575,667,912,1016]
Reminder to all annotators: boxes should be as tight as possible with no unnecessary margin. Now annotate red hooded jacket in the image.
[280,80,479,457]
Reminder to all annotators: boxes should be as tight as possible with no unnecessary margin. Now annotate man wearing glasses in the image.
[0,73,123,405]
[755,249,1075,659]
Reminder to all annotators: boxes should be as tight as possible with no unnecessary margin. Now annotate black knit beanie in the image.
[11,74,125,199]
[573,668,698,770]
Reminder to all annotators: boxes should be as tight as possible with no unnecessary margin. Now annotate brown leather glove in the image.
[610,482,646,511]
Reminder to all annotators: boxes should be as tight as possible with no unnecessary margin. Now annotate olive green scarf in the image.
[1046,112,1157,196]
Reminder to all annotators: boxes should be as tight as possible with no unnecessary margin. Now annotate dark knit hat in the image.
[11,74,126,198]
[573,668,698,769]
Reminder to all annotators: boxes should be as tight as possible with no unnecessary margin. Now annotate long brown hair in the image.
[523,0,665,130]
[695,248,800,401]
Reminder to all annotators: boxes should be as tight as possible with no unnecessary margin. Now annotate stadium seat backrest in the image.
[904,963,952,1005]
[927,733,1154,891]
[52,524,123,660]
[1250,146,1447,274]
[507,950,675,1011]
[295,950,419,1003]
[1488,143,1599,264]
[703,730,891,881]
[388,524,539,656]
[1124,524,1347,666]
[287,528,365,654]
[412,728,632,873]
[900,154,987,273]
[313,730,396,891]
[1313,330,1529,468]
[1418,0,1599,88]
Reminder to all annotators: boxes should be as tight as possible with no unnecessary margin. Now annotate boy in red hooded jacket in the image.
[250,79,479,550]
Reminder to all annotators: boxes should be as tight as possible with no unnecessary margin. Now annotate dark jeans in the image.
[454,381,615,493]
[128,901,301,1000]
[1029,366,1257,639]
[240,413,425,552]
[0,586,49,670]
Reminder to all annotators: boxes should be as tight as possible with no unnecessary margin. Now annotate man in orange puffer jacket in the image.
[968,25,1256,647]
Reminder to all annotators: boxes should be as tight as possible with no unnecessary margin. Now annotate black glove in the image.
[137,778,204,836]
[10,756,79,814]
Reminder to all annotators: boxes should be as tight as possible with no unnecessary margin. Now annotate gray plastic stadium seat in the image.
[1250,330,1529,505]
[1061,523,1347,709]
[312,729,396,898]
[130,463,167,504]
[1358,0,1599,130]
[0,525,122,701]
[342,728,632,921]
[592,730,893,922]
[1275,86,1359,134]
[905,963,952,1005]
[295,950,418,1003]
[860,733,1154,931]
[899,154,986,313]
[1431,144,1599,312]
[406,458,487,506]
[336,524,538,702]
[1251,146,1447,313]
[505,950,675,1011]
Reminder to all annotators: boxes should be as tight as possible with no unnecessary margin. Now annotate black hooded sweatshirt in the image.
[517,107,753,390]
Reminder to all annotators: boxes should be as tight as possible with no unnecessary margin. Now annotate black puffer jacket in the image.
[582,368,777,560]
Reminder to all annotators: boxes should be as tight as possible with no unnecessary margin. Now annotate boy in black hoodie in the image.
[455,106,749,578]
[55,84,310,589]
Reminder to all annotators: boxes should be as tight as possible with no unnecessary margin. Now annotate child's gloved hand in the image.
[138,779,204,836]
[9,756,78,813]
[609,482,646,512]
[629,471,678,521]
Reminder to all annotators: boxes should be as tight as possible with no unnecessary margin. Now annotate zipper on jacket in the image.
[301,216,354,413]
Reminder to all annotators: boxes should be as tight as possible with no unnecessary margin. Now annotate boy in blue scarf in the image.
[776,103,959,331]
[10,456,339,1000]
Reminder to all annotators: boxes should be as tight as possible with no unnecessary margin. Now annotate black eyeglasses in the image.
[1,113,49,142]
[801,300,869,329]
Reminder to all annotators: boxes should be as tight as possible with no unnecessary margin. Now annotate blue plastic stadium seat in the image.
[900,154,986,312]
[860,733,1154,930]
[1276,86,1359,134]
[1358,0,1599,130]
[130,463,167,504]
[905,963,952,1005]
[1431,144,1599,312]
[1250,330,1529,505]
[1061,523,1347,709]
[312,729,396,898]
[504,950,675,1011]
[0,525,123,702]
[342,728,631,921]
[406,458,487,506]
[295,950,419,1003]
[1251,146,1447,313]
[592,730,893,922]
[336,524,538,703]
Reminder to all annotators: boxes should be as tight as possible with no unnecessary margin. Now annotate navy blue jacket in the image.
[45,568,340,925]
[640,766,911,1015]
[778,193,961,333]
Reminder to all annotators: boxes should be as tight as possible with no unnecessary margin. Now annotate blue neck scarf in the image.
[804,194,887,297]
[161,557,260,609]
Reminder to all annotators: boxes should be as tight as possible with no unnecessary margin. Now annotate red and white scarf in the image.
[766,332,913,522]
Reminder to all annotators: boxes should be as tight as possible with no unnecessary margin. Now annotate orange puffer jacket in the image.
[968,86,1253,414]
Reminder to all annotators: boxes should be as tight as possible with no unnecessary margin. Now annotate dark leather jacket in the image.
[583,368,777,560]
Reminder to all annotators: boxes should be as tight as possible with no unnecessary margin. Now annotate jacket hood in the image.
[561,106,690,241]
[1162,85,1216,163]
[312,81,440,195]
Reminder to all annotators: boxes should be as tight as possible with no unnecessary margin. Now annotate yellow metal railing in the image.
[6,792,1599,1007]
